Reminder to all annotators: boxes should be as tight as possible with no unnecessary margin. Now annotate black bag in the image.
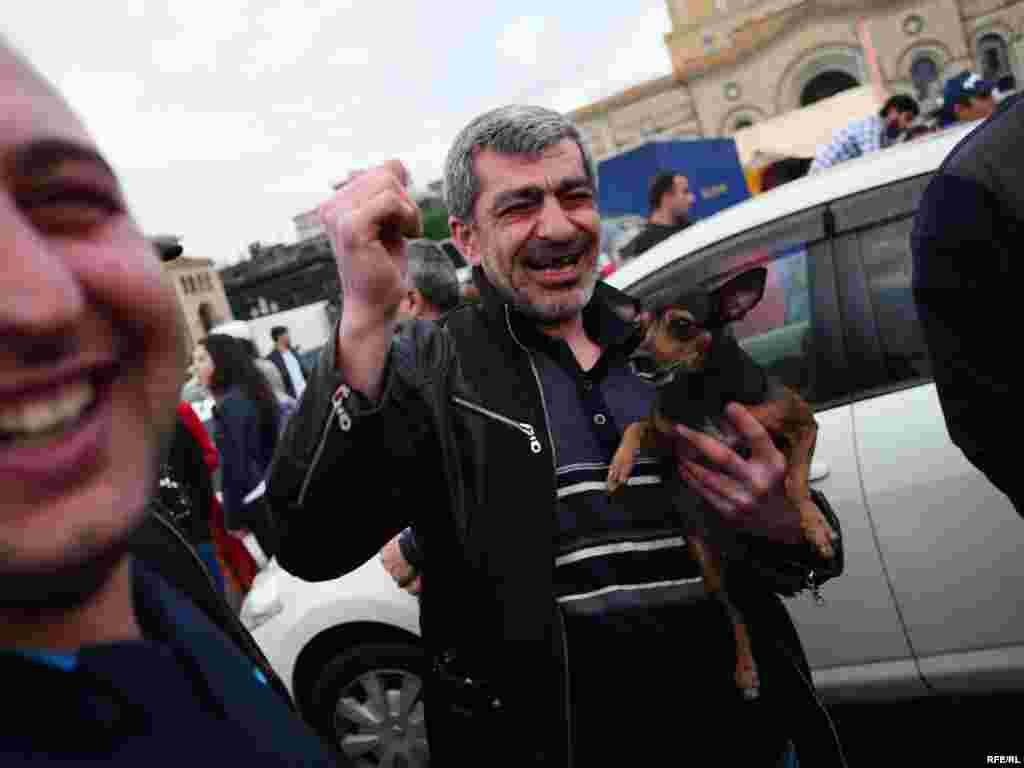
[740,489,844,599]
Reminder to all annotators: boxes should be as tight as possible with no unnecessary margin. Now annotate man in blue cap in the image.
[934,71,997,128]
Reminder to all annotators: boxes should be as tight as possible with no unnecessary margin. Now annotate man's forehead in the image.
[0,47,92,155]
[475,140,586,193]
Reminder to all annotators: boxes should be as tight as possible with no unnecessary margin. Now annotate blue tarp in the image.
[597,139,750,221]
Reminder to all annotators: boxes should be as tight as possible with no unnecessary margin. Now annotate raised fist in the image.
[319,159,423,328]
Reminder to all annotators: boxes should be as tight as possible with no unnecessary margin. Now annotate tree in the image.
[421,205,452,241]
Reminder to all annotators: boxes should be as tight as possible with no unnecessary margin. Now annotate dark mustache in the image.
[522,234,595,267]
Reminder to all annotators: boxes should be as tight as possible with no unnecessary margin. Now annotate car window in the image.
[830,175,932,234]
[624,207,846,406]
[625,205,825,309]
[858,218,932,386]
[703,244,818,402]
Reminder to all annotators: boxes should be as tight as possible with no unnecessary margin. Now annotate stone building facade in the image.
[218,237,341,326]
[161,255,235,360]
[572,0,1024,163]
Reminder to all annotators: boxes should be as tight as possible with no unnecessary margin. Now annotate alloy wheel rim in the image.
[334,668,428,768]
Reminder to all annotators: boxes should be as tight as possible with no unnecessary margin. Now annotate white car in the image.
[608,119,1023,706]
[242,556,425,766]
[246,120,1023,765]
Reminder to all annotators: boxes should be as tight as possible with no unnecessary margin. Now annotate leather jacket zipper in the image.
[298,384,352,507]
[452,396,542,454]
[768,632,849,766]
[504,307,557,469]
[556,605,575,768]
[503,306,573,764]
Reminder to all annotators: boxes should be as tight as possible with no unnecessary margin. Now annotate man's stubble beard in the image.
[484,260,597,326]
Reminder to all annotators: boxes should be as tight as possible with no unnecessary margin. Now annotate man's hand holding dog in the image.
[675,402,804,545]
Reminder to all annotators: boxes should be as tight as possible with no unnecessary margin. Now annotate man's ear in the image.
[712,266,768,323]
[450,217,481,267]
[409,288,424,316]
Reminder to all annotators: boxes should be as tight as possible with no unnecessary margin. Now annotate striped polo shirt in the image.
[510,302,708,627]
[510,299,790,763]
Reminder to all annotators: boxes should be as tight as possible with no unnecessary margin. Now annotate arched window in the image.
[978,34,1012,82]
[198,302,215,333]
[733,116,754,131]
[910,55,940,100]
[800,70,860,107]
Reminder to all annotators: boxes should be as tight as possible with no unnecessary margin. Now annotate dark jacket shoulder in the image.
[131,506,292,705]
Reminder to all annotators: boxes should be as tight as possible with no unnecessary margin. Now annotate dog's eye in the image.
[669,317,697,339]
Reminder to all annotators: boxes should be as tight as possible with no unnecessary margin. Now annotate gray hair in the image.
[443,105,596,223]
[406,239,461,313]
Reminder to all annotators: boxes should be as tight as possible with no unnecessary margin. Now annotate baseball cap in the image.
[944,71,994,106]
[931,71,994,124]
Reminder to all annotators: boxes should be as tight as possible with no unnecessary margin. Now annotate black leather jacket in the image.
[268,274,846,766]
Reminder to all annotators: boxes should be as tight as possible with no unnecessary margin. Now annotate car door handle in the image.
[809,460,830,483]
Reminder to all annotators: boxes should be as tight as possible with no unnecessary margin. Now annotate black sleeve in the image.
[912,173,1017,509]
[268,327,444,581]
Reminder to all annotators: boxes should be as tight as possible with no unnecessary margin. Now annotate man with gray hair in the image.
[270,105,845,766]
[398,239,461,322]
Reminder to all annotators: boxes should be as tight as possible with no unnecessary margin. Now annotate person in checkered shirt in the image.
[809,94,919,173]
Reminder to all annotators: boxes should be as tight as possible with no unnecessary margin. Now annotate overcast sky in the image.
[7,2,671,265]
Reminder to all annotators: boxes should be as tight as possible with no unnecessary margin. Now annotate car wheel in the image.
[309,641,429,768]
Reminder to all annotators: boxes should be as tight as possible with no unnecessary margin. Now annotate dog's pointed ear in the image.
[711,267,768,324]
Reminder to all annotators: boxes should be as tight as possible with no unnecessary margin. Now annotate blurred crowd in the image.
[598,68,1010,280]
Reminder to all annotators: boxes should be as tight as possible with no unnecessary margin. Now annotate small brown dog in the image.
[607,266,837,699]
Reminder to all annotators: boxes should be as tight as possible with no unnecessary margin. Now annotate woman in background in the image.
[194,335,280,562]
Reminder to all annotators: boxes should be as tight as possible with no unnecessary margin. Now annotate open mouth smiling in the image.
[0,363,118,488]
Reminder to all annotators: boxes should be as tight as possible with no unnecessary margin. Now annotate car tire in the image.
[309,641,430,768]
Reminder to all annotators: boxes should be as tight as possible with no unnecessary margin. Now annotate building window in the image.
[800,70,860,107]
[903,15,925,37]
[910,54,940,100]
[733,116,754,131]
[977,33,1012,83]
